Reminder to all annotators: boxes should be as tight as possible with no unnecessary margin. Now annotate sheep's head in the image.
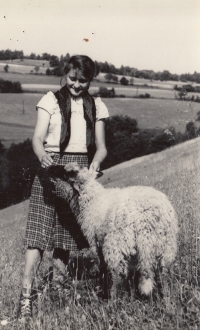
[63,163,91,188]
[49,162,102,195]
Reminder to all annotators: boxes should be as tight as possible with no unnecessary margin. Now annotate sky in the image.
[0,0,200,75]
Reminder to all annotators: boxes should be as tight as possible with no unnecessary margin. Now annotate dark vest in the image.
[54,85,96,164]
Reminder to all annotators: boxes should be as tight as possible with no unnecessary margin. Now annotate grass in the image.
[0,137,199,329]
[0,72,60,85]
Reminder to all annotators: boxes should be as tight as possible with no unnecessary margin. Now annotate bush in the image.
[101,116,183,170]
[96,87,115,98]
[0,79,22,93]
[139,93,151,98]
[0,139,38,209]
[120,77,129,85]
[4,64,9,73]
[105,73,118,83]
[102,116,139,169]
[46,68,52,75]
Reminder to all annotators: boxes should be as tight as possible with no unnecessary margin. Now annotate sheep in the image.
[49,162,178,298]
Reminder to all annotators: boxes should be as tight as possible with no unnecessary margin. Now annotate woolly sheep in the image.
[50,163,178,298]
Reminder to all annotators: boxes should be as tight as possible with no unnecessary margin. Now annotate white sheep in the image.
[50,163,178,298]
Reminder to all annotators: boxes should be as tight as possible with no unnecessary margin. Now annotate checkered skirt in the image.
[24,153,89,252]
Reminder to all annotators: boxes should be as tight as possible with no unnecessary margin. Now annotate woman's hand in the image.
[41,153,55,168]
[89,160,100,173]
[89,119,107,174]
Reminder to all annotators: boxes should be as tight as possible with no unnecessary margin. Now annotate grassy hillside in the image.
[0,137,199,329]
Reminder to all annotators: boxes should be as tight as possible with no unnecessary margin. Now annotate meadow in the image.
[0,137,199,329]
[0,67,199,328]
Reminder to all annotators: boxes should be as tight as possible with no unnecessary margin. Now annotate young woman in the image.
[18,55,109,321]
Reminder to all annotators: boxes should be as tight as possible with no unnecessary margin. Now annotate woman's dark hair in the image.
[63,55,95,81]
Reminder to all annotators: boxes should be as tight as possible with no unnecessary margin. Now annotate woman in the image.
[19,55,109,321]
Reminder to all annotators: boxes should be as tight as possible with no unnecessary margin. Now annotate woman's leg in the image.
[22,247,43,293]
[19,248,43,321]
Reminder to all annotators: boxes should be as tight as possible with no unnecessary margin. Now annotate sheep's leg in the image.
[110,270,118,300]
[158,263,174,299]
[98,246,111,299]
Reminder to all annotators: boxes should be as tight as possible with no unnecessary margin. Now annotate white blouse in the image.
[36,91,109,153]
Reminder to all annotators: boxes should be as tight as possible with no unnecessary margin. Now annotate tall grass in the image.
[0,136,199,329]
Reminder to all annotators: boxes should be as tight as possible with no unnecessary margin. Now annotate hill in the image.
[0,137,199,328]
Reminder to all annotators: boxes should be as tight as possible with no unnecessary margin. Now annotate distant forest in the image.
[0,49,200,83]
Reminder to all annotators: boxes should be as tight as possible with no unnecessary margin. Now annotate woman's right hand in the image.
[41,153,55,168]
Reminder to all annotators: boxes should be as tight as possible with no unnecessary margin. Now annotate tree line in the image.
[0,49,200,83]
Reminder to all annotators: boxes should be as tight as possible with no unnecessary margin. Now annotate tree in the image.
[30,53,36,59]
[195,111,200,122]
[118,65,125,75]
[94,61,100,76]
[42,53,51,61]
[98,87,115,98]
[34,66,40,74]
[129,78,134,85]
[63,53,70,63]
[160,70,171,81]
[4,64,9,73]
[105,73,113,82]
[112,75,118,83]
[120,77,129,85]
[178,87,188,100]
[46,68,51,75]
[0,141,5,155]
[50,55,59,67]
[185,122,196,139]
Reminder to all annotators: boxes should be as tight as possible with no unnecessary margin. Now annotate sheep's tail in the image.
[138,269,154,296]
[136,233,156,296]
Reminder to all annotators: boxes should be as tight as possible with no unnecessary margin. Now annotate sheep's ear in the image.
[93,171,104,180]
[73,183,80,193]
[63,162,80,180]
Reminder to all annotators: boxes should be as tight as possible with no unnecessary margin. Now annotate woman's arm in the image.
[89,119,107,172]
[32,108,54,168]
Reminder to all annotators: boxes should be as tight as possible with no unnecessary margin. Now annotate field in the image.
[0,66,200,328]
[0,59,50,67]
[0,137,199,329]
[1,69,200,91]
[0,93,200,148]
[0,71,60,85]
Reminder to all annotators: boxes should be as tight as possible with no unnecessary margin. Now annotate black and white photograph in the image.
[0,0,199,328]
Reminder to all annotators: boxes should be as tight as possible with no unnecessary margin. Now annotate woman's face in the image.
[65,68,90,97]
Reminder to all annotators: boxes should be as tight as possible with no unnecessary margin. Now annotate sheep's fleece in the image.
[51,162,178,297]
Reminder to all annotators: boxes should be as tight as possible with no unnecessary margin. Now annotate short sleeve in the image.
[36,91,60,116]
[94,97,109,121]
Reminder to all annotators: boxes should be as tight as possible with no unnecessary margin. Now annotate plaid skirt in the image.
[24,153,90,252]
